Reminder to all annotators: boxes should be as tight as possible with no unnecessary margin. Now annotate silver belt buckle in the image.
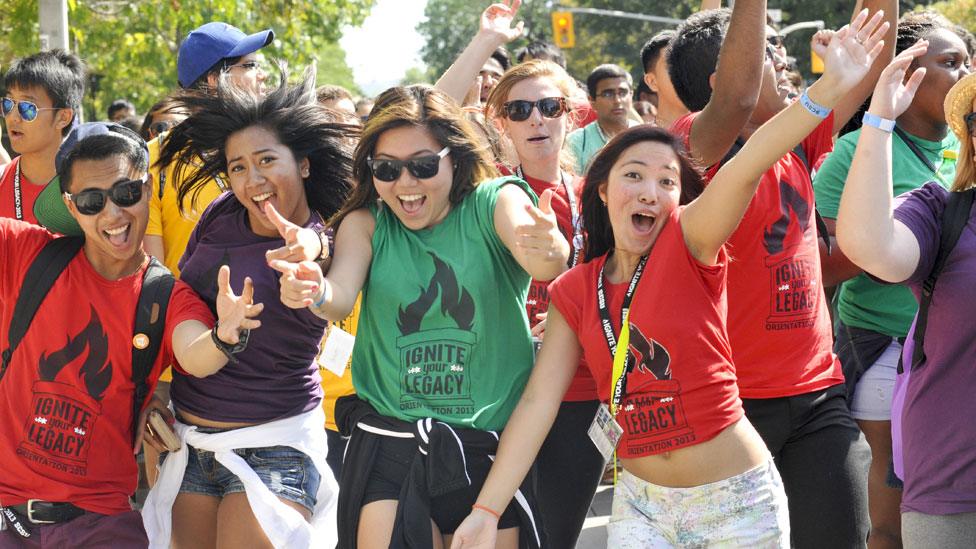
[26,500,56,525]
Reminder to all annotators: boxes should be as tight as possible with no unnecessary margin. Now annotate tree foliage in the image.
[0,0,373,120]
[924,0,976,31]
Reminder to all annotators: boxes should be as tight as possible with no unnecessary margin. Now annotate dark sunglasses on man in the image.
[1,97,61,123]
[502,97,570,122]
[367,147,450,182]
[63,177,148,215]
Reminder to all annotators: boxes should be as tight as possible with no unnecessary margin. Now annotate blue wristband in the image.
[312,287,327,309]
[799,90,831,119]
[862,112,896,133]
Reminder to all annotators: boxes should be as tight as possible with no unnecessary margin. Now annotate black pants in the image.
[535,399,604,548]
[743,384,871,549]
[326,428,348,481]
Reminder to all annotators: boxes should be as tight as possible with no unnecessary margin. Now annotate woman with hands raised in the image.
[272,84,567,548]
[141,67,355,549]
[836,43,976,547]
[449,16,890,549]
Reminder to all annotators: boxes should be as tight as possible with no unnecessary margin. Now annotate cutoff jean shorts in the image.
[608,458,790,548]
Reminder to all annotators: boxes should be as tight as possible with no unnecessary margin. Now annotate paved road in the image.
[576,484,611,549]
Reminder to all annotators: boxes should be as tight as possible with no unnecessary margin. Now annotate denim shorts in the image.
[171,426,321,512]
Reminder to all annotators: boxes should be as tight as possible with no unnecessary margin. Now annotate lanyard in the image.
[12,160,23,221]
[515,166,582,267]
[893,126,952,186]
[598,255,647,416]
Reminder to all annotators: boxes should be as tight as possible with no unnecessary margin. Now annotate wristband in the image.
[799,90,831,119]
[861,112,896,133]
[312,286,328,309]
[472,503,501,521]
[316,228,334,262]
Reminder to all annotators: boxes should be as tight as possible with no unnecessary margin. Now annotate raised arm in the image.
[434,1,523,105]
[682,10,890,265]
[494,185,570,281]
[836,43,929,283]
[684,0,767,167]
[450,305,581,548]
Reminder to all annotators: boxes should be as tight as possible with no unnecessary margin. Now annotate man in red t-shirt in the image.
[0,123,262,546]
[0,50,86,225]
[665,1,896,547]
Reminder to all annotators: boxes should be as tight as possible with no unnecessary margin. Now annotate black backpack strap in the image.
[907,188,975,372]
[1,236,84,381]
[130,258,175,443]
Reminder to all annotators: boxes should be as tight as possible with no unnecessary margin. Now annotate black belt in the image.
[8,500,87,525]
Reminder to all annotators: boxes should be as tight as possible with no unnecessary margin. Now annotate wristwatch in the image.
[211,324,249,363]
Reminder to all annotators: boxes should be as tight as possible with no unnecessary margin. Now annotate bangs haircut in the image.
[60,132,148,193]
[157,63,358,221]
[332,84,498,228]
[3,49,87,136]
[581,125,703,261]
[667,8,731,112]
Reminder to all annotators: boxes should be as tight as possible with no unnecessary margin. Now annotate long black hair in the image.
[581,126,704,261]
[157,64,358,221]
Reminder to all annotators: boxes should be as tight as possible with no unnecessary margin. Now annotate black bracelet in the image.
[210,324,249,363]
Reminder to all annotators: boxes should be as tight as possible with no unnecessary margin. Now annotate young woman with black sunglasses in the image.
[270,83,569,548]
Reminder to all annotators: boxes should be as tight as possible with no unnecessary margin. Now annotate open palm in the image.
[480,1,524,43]
[214,265,264,344]
[820,9,889,93]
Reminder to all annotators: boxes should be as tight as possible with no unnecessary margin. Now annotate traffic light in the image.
[552,11,575,49]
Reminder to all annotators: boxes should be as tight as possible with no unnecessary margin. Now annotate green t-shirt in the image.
[813,126,959,337]
[352,177,537,431]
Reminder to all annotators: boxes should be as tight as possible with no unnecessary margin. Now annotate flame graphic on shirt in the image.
[397,253,474,335]
[627,323,672,381]
[37,306,113,401]
[763,180,811,255]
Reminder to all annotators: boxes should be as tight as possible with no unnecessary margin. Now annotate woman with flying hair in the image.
[270,83,569,548]
[140,67,355,548]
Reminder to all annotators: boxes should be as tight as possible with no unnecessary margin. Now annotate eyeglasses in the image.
[63,178,147,215]
[502,97,569,122]
[367,147,450,182]
[149,120,178,139]
[596,88,631,100]
[224,61,261,73]
[767,35,784,49]
[1,97,61,122]
[966,112,976,137]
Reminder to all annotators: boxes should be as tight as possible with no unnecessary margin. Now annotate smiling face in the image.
[372,125,454,231]
[225,125,311,237]
[65,155,149,276]
[752,44,793,124]
[500,77,571,167]
[599,141,682,256]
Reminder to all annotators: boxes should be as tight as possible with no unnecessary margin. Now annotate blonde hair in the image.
[951,135,975,192]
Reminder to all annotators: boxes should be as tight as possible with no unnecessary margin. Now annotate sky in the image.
[340,0,428,96]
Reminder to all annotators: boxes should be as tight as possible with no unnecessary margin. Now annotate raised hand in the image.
[215,265,264,344]
[268,259,325,309]
[263,201,323,263]
[867,41,929,120]
[821,9,889,93]
[480,0,524,44]
[515,189,564,261]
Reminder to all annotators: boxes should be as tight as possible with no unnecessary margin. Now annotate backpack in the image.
[0,236,176,444]
[891,187,976,480]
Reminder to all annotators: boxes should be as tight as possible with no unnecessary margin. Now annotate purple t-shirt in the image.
[172,193,326,423]
[893,182,976,515]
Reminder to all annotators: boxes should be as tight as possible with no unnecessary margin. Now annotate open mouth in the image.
[103,223,131,247]
[632,212,656,233]
[8,129,24,139]
[398,194,426,214]
[252,191,275,204]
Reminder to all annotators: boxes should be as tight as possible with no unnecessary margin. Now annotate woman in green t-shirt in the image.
[271,84,569,548]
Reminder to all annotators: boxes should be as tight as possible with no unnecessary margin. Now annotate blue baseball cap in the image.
[177,22,274,88]
[34,122,149,236]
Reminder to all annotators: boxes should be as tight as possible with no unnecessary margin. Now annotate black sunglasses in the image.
[64,178,147,215]
[368,147,450,183]
[767,35,784,48]
[149,120,177,138]
[502,97,569,122]
[966,112,976,136]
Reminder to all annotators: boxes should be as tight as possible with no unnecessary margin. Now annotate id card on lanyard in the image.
[587,256,648,466]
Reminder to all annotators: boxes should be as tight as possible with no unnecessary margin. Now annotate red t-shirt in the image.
[550,208,742,458]
[500,165,597,401]
[670,111,842,398]
[0,157,46,225]
[0,219,214,514]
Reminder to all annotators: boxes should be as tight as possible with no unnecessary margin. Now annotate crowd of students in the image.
[0,1,974,548]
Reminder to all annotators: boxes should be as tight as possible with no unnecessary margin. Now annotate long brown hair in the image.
[331,85,498,228]
[952,135,975,192]
[581,126,704,261]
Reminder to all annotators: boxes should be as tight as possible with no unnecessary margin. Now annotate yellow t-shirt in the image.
[146,134,226,382]
[320,296,360,432]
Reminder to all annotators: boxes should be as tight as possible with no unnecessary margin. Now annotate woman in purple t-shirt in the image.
[837,45,976,546]
[146,68,355,547]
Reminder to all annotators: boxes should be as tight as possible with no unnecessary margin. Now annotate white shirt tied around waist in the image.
[142,406,338,548]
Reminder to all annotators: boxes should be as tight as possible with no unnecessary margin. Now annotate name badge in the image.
[587,403,623,463]
[318,326,355,378]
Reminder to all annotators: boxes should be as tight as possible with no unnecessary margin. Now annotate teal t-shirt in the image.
[566,121,608,175]
[351,177,537,431]
[813,126,959,337]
